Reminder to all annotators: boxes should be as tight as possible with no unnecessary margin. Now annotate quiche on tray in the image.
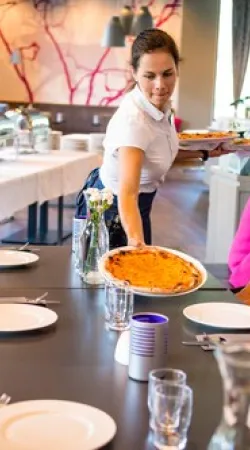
[178,131,236,141]
[99,246,207,297]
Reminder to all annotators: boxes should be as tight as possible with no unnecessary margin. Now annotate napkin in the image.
[114,330,130,365]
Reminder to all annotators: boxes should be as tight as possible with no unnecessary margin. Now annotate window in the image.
[214,0,250,118]
[214,0,233,118]
[241,55,250,99]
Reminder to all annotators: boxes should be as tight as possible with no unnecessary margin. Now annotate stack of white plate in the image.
[88,133,105,154]
[35,130,63,152]
[60,134,90,152]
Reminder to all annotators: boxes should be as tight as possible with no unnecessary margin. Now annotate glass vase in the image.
[78,189,109,284]
[208,342,250,450]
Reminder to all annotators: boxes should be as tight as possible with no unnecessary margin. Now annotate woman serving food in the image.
[77,29,233,248]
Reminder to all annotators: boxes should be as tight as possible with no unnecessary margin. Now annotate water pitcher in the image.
[208,342,250,450]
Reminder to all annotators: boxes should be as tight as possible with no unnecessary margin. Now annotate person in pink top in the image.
[229,197,250,288]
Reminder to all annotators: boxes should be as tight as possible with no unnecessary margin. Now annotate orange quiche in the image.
[233,138,250,145]
[178,131,235,140]
[103,247,203,294]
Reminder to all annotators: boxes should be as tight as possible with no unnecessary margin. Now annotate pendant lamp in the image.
[101,16,125,47]
[119,5,134,35]
[131,6,153,36]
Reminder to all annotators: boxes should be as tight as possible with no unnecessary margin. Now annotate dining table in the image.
[0,245,230,291]
[0,245,246,449]
[0,149,101,245]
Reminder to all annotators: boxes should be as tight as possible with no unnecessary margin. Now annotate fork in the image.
[182,334,226,350]
[18,242,30,251]
[26,292,60,306]
[182,341,210,346]
[34,292,48,303]
[8,242,40,252]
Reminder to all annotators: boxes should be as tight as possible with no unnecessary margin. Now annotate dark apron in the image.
[76,168,156,248]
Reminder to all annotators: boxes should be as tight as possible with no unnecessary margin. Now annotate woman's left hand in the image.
[209,143,235,158]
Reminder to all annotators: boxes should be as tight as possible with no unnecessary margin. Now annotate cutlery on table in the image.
[0,292,60,307]
[182,341,217,350]
[30,292,60,305]
[182,341,213,346]
[18,242,30,251]
[27,299,61,306]
[7,242,40,252]
[34,292,48,303]
[182,333,250,350]
[182,333,226,350]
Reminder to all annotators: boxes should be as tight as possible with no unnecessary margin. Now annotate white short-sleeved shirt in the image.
[99,86,179,194]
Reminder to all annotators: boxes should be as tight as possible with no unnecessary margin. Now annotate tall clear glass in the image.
[105,281,134,331]
[208,342,250,450]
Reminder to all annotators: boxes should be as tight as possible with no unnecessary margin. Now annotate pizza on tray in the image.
[233,138,250,145]
[103,247,203,294]
[178,131,235,140]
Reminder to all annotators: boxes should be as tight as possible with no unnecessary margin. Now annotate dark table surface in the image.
[0,245,229,291]
[0,287,242,450]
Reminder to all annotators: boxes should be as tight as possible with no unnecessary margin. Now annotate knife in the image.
[0,297,60,305]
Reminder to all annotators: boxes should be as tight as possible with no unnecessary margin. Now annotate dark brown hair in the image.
[131,28,181,72]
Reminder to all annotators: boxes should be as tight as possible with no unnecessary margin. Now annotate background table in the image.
[0,287,240,449]
[0,150,101,244]
[0,246,229,290]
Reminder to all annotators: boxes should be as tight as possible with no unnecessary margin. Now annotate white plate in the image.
[0,400,116,450]
[99,246,207,297]
[178,135,237,151]
[0,304,58,332]
[183,302,250,329]
[229,143,250,152]
[0,250,39,268]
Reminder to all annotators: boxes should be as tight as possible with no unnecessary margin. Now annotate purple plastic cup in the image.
[128,312,169,382]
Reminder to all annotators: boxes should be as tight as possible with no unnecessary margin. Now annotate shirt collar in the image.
[132,85,171,122]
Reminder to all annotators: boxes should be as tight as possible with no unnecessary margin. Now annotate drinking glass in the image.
[105,281,134,331]
[148,368,187,429]
[152,383,193,450]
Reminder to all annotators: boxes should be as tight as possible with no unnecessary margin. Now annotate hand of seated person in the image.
[235,283,250,305]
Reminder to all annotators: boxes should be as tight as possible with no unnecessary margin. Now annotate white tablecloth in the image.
[0,150,101,222]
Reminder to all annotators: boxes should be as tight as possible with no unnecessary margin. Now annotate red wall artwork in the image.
[0,0,182,106]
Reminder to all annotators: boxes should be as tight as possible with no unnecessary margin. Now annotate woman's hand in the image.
[128,237,145,248]
[209,143,235,158]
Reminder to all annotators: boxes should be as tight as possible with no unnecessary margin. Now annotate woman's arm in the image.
[229,199,250,288]
[118,146,145,247]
